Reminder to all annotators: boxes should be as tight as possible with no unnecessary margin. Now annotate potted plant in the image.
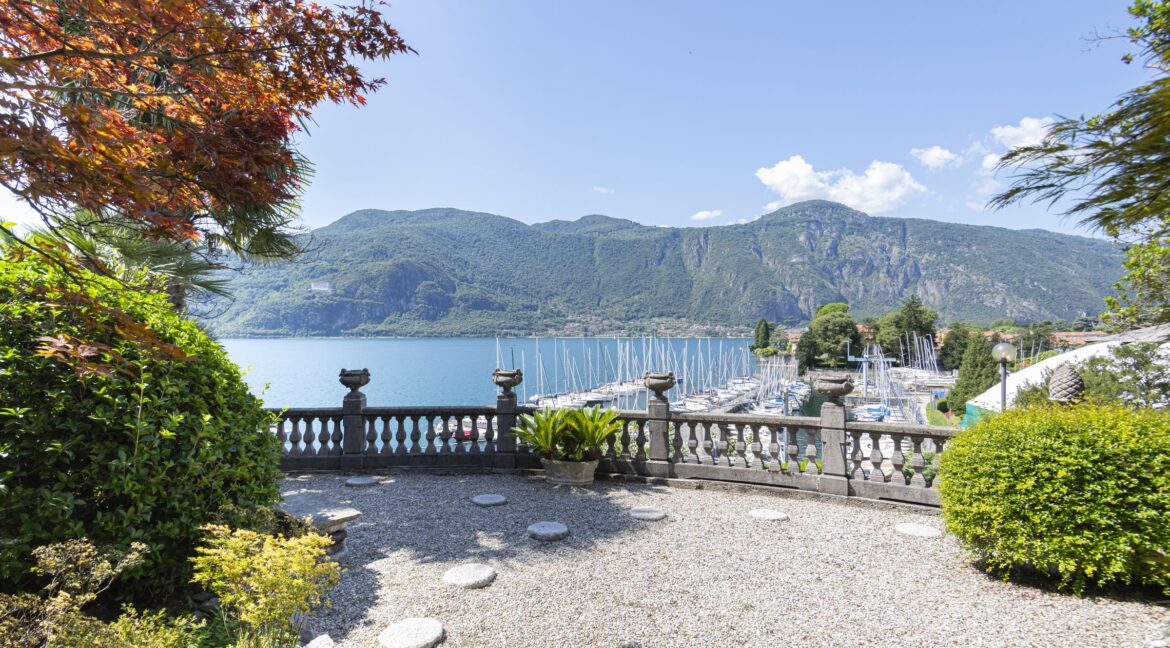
[512,406,623,486]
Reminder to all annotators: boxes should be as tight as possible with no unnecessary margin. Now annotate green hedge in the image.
[0,245,281,600]
[939,404,1170,594]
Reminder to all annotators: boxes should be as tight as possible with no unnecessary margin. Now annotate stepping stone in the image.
[895,522,942,538]
[442,563,496,589]
[377,617,445,648]
[527,521,569,541]
[629,506,666,521]
[344,476,378,488]
[471,493,508,507]
[303,636,334,648]
[749,508,789,521]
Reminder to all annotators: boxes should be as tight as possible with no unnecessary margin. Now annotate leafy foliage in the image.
[939,323,972,371]
[808,309,861,368]
[0,0,411,261]
[511,409,570,460]
[512,407,622,461]
[203,203,1123,337]
[1079,342,1170,408]
[0,243,282,600]
[940,405,1170,594]
[563,407,624,461]
[873,295,937,362]
[191,525,339,647]
[0,539,206,648]
[751,318,772,350]
[946,334,998,414]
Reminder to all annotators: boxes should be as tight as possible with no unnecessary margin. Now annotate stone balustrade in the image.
[269,368,957,507]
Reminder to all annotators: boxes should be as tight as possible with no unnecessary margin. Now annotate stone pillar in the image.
[643,372,675,478]
[338,368,370,470]
[492,369,522,470]
[813,373,853,496]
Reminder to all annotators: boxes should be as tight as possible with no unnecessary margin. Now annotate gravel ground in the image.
[287,472,1168,648]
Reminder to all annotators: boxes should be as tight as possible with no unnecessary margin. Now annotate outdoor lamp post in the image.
[991,342,1018,412]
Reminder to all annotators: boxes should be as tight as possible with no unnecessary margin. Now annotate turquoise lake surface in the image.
[220,337,753,409]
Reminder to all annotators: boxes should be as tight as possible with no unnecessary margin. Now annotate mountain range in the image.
[204,200,1124,337]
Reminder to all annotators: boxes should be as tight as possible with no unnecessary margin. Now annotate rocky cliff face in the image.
[206,201,1124,336]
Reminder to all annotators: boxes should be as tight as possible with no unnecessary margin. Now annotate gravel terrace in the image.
[288,472,1168,648]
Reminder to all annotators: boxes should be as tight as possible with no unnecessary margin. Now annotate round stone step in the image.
[344,476,379,488]
[470,493,508,507]
[377,617,445,648]
[442,563,496,589]
[895,522,942,538]
[629,506,666,521]
[748,508,789,521]
[527,521,569,541]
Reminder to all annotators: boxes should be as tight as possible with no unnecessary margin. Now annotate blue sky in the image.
[1,1,1152,236]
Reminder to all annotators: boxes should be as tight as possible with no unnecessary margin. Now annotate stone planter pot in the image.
[541,458,599,486]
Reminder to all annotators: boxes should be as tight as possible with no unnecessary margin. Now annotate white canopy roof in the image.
[969,323,1170,412]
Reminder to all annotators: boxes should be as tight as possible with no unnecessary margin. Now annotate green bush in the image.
[0,538,205,648]
[939,404,1170,594]
[0,244,281,600]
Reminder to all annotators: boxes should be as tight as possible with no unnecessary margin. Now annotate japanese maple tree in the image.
[0,0,411,258]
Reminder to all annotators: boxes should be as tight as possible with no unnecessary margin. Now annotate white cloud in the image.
[910,145,960,169]
[990,116,1053,150]
[591,186,614,194]
[755,155,926,214]
[980,153,1000,174]
[690,209,724,221]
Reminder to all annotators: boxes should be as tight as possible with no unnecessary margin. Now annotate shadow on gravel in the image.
[968,559,1170,606]
[282,471,672,643]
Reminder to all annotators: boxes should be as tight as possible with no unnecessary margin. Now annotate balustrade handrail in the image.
[672,411,820,428]
[362,405,497,417]
[846,421,957,438]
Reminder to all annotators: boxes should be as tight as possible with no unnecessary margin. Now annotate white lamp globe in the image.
[991,342,1018,364]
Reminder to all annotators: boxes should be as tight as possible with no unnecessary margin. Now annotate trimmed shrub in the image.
[0,244,281,600]
[939,405,1170,594]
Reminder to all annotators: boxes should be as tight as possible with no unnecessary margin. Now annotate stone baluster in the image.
[686,421,700,463]
[733,423,747,467]
[394,416,408,454]
[439,416,453,454]
[379,416,393,455]
[288,416,303,456]
[748,424,764,469]
[643,372,675,478]
[315,417,329,457]
[365,417,377,455]
[868,432,886,482]
[908,437,927,488]
[890,433,906,485]
[767,425,782,472]
[424,416,437,454]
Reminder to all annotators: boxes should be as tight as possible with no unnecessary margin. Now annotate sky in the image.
[1,1,1152,236]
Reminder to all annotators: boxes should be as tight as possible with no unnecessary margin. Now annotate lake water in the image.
[221,337,754,409]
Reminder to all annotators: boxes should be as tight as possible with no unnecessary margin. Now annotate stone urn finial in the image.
[492,368,523,394]
[1048,364,1084,404]
[338,368,370,394]
[813,373,854,402]
[643,371,676,397]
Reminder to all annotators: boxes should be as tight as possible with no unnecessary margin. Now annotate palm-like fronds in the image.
[511,409,569,460]
[564,407,623,461]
